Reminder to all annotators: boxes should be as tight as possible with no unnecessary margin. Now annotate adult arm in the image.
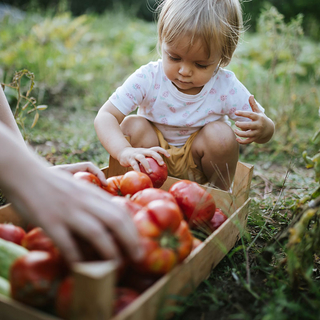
[0,121,144,263]
[0,86,26,147]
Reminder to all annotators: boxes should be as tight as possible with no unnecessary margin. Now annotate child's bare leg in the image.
[191,121,239,190]
[120,115,159,147]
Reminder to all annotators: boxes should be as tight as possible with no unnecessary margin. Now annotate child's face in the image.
[162,36,221,95]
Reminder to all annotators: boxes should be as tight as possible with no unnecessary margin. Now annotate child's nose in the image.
[179,64,192,77]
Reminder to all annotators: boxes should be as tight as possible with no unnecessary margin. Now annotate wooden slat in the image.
[0,296,59,320]
[232,162,254,208]
[71,261,117,320]
[0,154,253,320]
[111,199,251,320]
[0,203,27,227]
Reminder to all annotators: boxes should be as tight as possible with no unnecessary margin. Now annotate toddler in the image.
[94,0,275,190]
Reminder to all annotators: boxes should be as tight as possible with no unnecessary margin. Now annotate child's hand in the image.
[234,96,274,145]
[118,147,170,172]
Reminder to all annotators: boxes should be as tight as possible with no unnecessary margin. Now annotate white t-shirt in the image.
[110,59,264,147]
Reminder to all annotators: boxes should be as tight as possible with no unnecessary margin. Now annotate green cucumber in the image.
[0,275,10,297]
[0,237,28,279]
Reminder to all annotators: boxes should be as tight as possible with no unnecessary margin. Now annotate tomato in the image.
[139,157,168,188]
[21,227,59,255]
[10,251,69,307]
[0,223,26,245]
[113,287,140,315]
[55,276,73,319]
[120,267,160,293]
[169,180,216,228]
[120,171,153,196]
[26,223,37,232]
[131,188,177,207]
[111,196,143,217]
[210,208,228,232]
[103,175,123,196]
[73,172,102,187]
[132,200,193,275]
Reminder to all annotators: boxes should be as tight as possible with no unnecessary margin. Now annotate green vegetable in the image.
[0,276,10,297]
[0,238,28,279]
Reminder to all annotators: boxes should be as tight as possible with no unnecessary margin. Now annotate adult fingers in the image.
[42,224,81,263]
[91,199,144,262]
[65,210,122,262]
[77,162,108,184]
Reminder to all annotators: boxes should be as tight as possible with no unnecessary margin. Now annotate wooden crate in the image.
[0,159,253,320]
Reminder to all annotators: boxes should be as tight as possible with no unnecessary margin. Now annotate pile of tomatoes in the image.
[0,157,229,318]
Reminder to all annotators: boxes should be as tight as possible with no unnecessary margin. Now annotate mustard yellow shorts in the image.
[152,125,208,185]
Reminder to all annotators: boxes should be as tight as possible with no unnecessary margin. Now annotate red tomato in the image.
[10,251,68,307]
[55,276,73,319]
[113,287,140,315]
[210,208,228,232]
[73,171,102,187]
[103,175,123,196]
[120,171,153,196]
[0,223,26,245]
[26,223,37,232]
[139,157,168,188]
[133,200,192,275]
[131,188,177,207]
[169,180,216,228]
[21,227,58,255]
[120,267,160,293]
[111,196,143,217]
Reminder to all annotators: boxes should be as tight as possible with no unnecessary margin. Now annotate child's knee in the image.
[121,116,148,135]
[121,116,158,147]
[196,121,238,156]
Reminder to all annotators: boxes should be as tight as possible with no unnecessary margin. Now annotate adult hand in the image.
[0,123,144,264]
[51,162,108,186]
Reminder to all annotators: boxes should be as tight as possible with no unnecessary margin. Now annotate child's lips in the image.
[177,79,191,85]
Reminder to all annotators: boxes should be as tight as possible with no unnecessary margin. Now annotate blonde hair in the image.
[157,0,243,67]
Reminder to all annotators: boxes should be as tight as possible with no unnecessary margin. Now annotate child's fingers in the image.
[137,156,152,173]
[249,95,262,113]
[150,147,170,158]
[235,120,255,131]
[234,127,257,138]
[129,159,141,172]
[234,110,258,120]
[236,137,255,145]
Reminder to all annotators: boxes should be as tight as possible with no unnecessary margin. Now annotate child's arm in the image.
[234,96,275,145]
[94,100,169,172]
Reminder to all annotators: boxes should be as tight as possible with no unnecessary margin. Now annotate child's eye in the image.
[196,63,208,69]
[168,55,180,62]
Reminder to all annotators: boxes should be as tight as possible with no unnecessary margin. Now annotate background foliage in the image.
[4,0,320,39]
[1,1,320,319]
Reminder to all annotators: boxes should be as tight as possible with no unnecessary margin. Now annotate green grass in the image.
[1,5,320,319]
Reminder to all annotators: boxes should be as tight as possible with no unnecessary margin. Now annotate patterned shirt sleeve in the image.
[109,64,153,115]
